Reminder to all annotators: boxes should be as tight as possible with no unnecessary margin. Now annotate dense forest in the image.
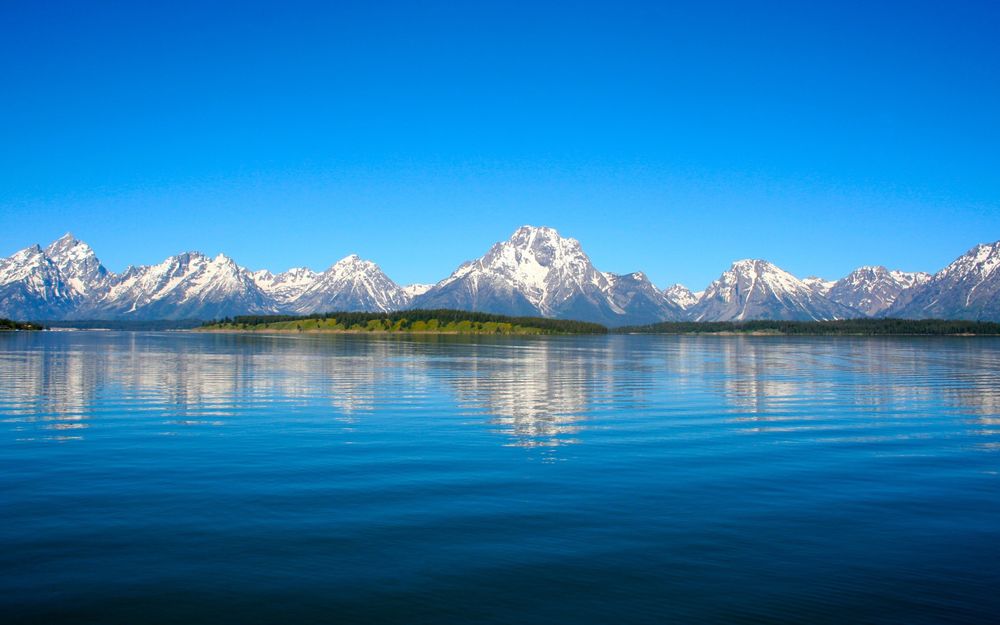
[201,309,608,335]
[0,319,45,331]
[617,318,1000,335]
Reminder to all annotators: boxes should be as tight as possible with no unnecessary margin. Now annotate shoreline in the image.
[193,328,548,336]
[192,328,997,337]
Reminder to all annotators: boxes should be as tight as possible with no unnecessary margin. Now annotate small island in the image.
[0,318,45,331]
[199,309,608,335]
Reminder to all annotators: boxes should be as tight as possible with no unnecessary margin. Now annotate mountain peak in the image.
[889,239,1000,320]
[507,225,580,251]
[967,240,1000,267]
[973,240,1000,253]
[513,224,560,237]
[415,226,683,326]
[45,232,92,255]
[327,254,379,274]
[692,258,854,321]
[729,258,778,272]
[664,283,699,309]
[294,254,405,313]
[4,230,1000,323]
[402,283,433,299]
[826,266,930,316]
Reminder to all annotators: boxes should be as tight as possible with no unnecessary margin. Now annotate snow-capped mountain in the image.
[3,231,998,323]
[402,283,433,299]
[802,276,835,296]
[44,233,112,299]
[252,267,319,307]
[826,266,931,317]
[663,283,700,310]
[887,241,1000,320]
[690,259,858,321]
[0,244,78,319]
[252,258,411,314]
[605,272,687,325]
[93,252,276,320]
[0,233,116,319]
[0,235,416,320]
[289,255,408,314]
[412,226,663,325]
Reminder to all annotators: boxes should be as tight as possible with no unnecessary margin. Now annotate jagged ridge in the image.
[2,229,998,323]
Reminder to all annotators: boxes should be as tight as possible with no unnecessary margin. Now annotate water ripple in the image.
[2,332,999,623]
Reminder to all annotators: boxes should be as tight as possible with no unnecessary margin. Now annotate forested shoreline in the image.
[200,310,608,335]
[0,319,45,331]
[617,318,1000,335]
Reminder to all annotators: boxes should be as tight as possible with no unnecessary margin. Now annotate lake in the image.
[2,332,998,624]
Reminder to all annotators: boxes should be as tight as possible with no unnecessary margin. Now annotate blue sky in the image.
[2,1,998,290]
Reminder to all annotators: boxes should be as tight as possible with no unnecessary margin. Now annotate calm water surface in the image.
[2,332,999,624]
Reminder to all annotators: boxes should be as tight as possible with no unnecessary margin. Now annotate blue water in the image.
[2,332,999,624]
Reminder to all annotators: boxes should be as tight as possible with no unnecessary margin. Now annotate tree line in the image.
[616,318,1000,335]
[204,309,609,335]
[0,318,45,331]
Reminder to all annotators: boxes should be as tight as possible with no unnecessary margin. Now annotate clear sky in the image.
[2,1,998,290]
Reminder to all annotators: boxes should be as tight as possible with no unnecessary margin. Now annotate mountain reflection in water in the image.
[2,332,999,450]
[3,332,1000,624]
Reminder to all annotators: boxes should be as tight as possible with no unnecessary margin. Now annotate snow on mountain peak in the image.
[663,283,699,309]
[802,276,835,295]
[0,244,48,285]
[4,229,999,323]
[0,237,102,319]
[938,241,1000,281]
[720,259,804,295]
[414,226,684,325]
[402,283,433,299]
[692,258,854,321]
[45,233,96,263]
[511,224,563,240]
[36,234,110,299]
[826,265,932,316]
[472,225,603,310]
[282,254,406,314]
[253,267,319,306]
[887,239,1000,320]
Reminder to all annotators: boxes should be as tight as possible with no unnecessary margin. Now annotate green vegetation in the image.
[617,318,1000,335]
[0,318,45,331]
[200,309,608,335]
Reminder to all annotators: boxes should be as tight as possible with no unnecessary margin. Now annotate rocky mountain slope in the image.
[2,231,998,323]
[412,226,680,326]
[690,259,858,321]
[663,284,700,310]
[887,242,1000,320]
[287,255,408,314]
[90,252,275,320]
[826,266,930,317]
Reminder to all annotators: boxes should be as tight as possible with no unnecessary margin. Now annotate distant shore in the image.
[0,319,45,331]
[616,319,1000,336]
[14,315,1000,337]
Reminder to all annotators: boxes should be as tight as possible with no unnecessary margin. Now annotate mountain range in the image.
[1,227,998,325]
